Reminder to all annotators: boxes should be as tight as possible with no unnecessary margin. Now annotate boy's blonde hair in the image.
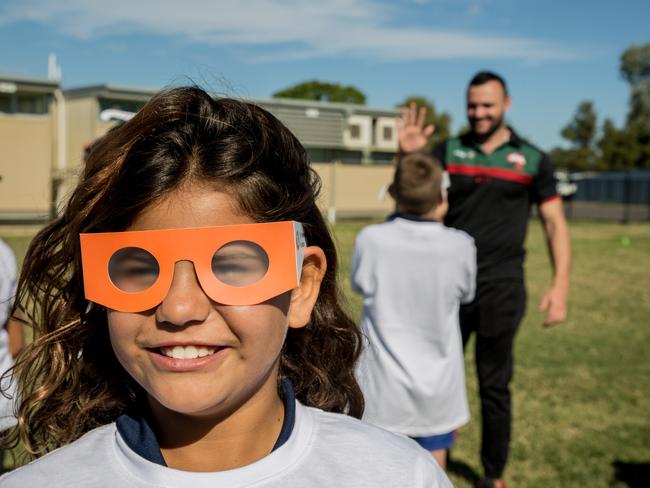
[391,152,443,215]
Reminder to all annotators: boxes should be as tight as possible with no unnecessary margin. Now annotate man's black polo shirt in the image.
[433,128,559,283]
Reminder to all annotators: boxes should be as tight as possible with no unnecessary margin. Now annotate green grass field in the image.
[3,220,650,486]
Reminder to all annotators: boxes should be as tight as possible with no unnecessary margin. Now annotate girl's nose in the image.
[155,261,211,327]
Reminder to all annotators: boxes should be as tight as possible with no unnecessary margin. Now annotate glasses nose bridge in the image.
[170,256,206,287]
[170,256,209,295]
[160,239,218,304]
[156,258,211,326]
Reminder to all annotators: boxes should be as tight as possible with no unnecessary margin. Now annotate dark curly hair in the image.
[4,86,363,458]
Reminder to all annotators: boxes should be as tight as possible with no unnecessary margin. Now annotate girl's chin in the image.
[147,390,234,417]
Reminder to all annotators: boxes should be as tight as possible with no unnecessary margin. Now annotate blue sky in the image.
[1,0,648,150]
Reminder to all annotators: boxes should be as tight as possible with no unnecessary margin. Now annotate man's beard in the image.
[470,113,505,142]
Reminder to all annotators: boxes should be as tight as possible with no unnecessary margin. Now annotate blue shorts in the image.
[411,431,456,451]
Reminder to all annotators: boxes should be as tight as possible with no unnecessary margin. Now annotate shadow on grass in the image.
[447,456,481,485]
[612,461,650,487]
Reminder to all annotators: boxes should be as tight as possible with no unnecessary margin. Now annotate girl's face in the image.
[106,183,322,418]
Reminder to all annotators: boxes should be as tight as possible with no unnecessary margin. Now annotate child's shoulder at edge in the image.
[0,423,115,485]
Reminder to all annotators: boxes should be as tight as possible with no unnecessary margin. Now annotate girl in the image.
[1,87,450,487]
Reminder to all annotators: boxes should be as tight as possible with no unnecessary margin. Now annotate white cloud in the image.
[0,0,577,62]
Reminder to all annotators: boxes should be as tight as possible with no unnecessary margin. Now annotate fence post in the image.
[622,170,631,224]
[647,174,650,221]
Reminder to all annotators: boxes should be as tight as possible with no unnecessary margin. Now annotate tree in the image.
[622,44,650,127]
[397,96,452,151]
[273,80,366,105]
[627,81,650,125]
[620,43,650,85]
[626,120,650,169]
[560,101,597,150]
[552,101,598,171]
[619,43,650,168]
[551,147,595,172]
[557,43,650,171]
[598,119,637,170]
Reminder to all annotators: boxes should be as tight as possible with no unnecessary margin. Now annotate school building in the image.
[0,75,399,224]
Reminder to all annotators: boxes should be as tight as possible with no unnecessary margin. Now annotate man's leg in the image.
[460,297,480,349]
[474,281,526,480]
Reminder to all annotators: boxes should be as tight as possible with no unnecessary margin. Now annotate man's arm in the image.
[537,197,571,326]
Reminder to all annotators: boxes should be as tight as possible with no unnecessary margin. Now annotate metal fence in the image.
[564,171,650,222]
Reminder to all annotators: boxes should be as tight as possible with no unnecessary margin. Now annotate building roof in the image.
[0,74,60,93]
[62,83,399,116]
[255,96,399,117]
[63,84,159,101]
[60,83,399,152]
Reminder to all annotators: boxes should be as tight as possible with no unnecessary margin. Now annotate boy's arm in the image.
[350,238,364,294]
[350,233,373,296]
[461,238,477,304]
[0,241,21,357]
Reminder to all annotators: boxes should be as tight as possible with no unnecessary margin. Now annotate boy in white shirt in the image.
[352,152,477,469]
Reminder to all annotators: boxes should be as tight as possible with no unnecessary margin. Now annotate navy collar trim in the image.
[387,212,439,223]
[273,378,295,450]
[116,378,297,466]
[115,408,166,466]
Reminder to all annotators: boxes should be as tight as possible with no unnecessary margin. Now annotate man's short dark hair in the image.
[392,152,443,215]
[468,71,508,96]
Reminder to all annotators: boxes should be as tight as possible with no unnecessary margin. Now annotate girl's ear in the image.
[288,246,327,329]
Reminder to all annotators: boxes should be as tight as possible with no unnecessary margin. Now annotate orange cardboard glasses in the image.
[80,221,306,312]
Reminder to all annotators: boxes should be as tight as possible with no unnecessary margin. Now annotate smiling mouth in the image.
[155,345,221,360]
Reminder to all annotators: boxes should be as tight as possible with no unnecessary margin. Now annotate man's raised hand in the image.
[397,102,435,153]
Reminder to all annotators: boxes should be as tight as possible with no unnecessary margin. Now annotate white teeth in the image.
[184,345,198,358]
[161,345,216,359]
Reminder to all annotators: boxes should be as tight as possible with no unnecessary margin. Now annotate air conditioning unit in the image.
[374,117,398,150]
[343,115,372,149]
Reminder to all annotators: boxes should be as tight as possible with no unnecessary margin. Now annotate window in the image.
[349,124,361,139]
[0,94,10,113]
[0,92,50,115]
[382,127,393,140]
[17,94,47,114]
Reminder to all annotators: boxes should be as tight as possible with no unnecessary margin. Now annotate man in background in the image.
[398,71,571,488]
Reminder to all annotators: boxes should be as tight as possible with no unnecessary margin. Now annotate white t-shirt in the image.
[0,239,17,431]
[352,217,476,437]
[0,400,452,487]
